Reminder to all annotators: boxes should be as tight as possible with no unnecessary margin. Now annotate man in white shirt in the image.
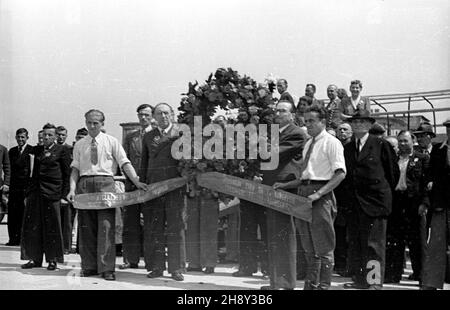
[274,105,346,290]
[67,109,147,281]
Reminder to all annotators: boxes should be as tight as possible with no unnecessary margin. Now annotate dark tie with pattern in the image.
[91,138,98,165]
[299,136,317,177]
[356,139,361,157]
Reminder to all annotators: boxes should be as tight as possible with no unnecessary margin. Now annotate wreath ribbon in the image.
[73,172,312,222]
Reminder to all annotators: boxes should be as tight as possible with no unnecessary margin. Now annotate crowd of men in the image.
[0,78,449,290]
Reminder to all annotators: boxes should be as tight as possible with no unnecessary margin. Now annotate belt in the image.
[80,175,114,179]
[300,179,328,185]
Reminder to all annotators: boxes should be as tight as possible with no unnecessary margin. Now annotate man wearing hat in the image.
[342,110,399,289]
[421,118,450,290]
[413,122,436,156]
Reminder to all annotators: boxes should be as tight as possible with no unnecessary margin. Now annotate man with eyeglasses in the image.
[119,104,154,270]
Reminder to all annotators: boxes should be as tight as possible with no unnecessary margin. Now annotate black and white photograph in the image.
[0,0,449,293]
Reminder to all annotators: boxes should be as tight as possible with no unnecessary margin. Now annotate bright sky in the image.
[1,0,449,146]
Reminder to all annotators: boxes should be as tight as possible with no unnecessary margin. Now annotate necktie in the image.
[356,139,361,157]
[300,136,317,177]
[91,138,98,165]
[447,145,450,166]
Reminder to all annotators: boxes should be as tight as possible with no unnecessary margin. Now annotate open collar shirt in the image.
[301,129,346,181]
[71,132,130,177]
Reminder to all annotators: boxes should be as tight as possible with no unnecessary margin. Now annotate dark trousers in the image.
[296,230,307,278]
[347,207,387,286]
[186,194,219,268]
[20,192,64,264]
[60,202,76,252]
[142,189,186,274]
[122,203,144,265]
[333,204,348,274]
[76,176,116,274]
[296,183,336,290]
[8,189,27,244]
[224,208,240,262]
[422,209,450,289]
[238,199,268,274]
[386,192,424,281]
[267,208,296,289]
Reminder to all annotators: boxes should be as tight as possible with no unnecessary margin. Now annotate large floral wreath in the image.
[177,68,277,197]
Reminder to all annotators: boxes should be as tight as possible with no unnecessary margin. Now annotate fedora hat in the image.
[347,109,375,124]
[369,122,386,135]
[413,122,436,138]
[443,118,450,127]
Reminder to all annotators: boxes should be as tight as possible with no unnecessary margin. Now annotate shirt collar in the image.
[356,132,369,146]
[440,138,449,149]
[312,128,327,141]
[158,123,173,135]
[88,132,104,142]
[279,124,290,133]
[19,144,28,152]
[44,143,55,150]
[351,95,361,107]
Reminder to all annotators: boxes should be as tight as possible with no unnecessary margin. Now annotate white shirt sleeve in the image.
[70,140,81,170]
[111,136,131,168]
[327,137,346,174]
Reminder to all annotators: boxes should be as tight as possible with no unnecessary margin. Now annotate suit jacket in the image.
[8,144,33,189]
[325,98,342,129]
[279,91,295,105]
[340,96,371,118]
[141,124,181,184]
[124,129,146,191]
[0,144,10,187]
[28,144,71,201]
[344,134,399,217]
[399,151,430,206]
[124,129,144,174]
[428,141,450,211]
[262,123,307,186]
[61,143,73,160]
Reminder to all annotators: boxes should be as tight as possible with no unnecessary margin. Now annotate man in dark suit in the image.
[0,144,10,222]
[305,83,323,107]
[20,123,71,270]
[333,122,353,276]
[343,110,398,289]
[259,100,307,290]
[141,103,186,281]
[413,122,435,156]
[384,130,429,283]
[55,125,75,254]
[0,143,10,197]
[324,84,342,130]
[340,80,371,120]
[7,128,33,246]
[421,118,450,290]
[120,103,153,270]
[276,79,295,105]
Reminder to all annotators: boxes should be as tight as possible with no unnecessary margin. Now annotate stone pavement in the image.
[0,221,447,290]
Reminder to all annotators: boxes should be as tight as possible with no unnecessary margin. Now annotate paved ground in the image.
[0,220,448,290]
